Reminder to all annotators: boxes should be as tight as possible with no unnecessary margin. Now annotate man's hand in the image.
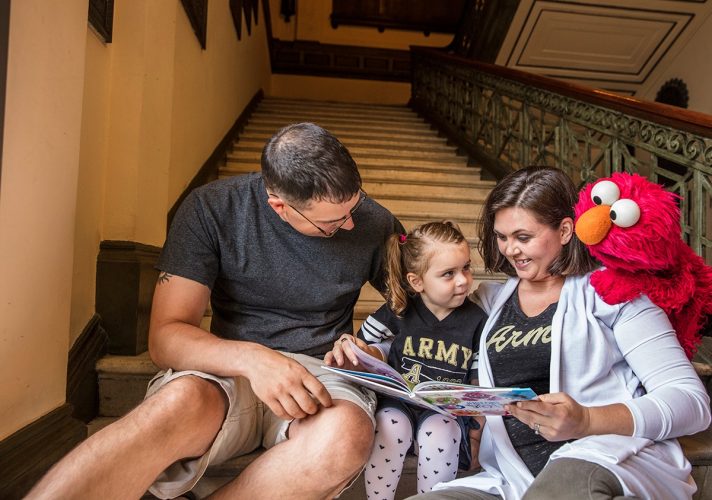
[244,345,333,420]
[324,334,382,369]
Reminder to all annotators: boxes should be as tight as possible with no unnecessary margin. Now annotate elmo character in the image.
[574,172,712,358]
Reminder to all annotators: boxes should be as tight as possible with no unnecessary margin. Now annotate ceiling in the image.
[495,0,712,98]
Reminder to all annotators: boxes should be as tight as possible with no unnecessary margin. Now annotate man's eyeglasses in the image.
[288,190,368,238]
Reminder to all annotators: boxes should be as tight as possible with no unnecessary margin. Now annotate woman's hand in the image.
[505,392,591,441]
[323,334,382,369]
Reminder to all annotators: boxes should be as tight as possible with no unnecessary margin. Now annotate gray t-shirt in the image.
[158,173,403,356]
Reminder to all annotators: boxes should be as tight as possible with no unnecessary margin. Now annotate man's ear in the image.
[407,272,424,293]
[560,217,574,245]
[266,193,288,218]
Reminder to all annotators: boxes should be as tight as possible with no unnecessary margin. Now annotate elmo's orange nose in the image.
[575,205,612,245]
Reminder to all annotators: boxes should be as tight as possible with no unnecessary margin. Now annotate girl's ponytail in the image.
[385,233,409,316]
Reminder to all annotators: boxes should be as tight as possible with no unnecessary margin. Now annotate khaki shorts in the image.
[146,352,376,499]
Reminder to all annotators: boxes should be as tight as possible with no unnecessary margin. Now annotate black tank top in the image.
[486,290,568,476]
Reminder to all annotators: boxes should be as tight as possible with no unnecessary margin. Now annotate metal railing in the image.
[411,47,712,262]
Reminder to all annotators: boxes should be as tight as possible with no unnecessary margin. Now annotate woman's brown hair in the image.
[477,166,597,277]
[385,220,468,316]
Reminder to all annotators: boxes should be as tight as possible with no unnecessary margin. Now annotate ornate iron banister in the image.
[411,46,712,262]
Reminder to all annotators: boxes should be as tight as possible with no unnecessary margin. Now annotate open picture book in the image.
[322,340,537,417]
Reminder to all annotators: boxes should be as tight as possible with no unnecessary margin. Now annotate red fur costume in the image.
[574,172,712,358]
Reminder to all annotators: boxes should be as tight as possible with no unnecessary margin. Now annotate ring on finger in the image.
[340,337,349,343]
[534,423,540,435]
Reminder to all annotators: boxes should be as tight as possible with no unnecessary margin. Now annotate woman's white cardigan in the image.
[434,273,711,499]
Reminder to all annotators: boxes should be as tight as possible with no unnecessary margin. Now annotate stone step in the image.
[225,157,475,175]
[251,109,424,126]
[227,149,468,169]
[221,162,486,187]
[238,129,449,146]
[96,352,157,417]
[376,197,481,221]
[236,136,457,154]
[260,97,417,115]
[248,116,432,134]
[364,182,490,204]
[233,141,461,160]
[245,123,439,141]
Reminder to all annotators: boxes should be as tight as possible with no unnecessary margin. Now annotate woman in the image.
[410,167,710,499]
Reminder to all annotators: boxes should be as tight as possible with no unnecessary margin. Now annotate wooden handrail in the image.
[411,46,712,138]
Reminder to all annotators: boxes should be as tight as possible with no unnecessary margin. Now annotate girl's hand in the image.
[505,392,591,442]
[323,334,381,369]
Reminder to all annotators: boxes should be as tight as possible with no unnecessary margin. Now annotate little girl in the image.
[326,221,487,498]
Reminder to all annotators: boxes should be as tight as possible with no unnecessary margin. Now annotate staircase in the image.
[91,97,712,499]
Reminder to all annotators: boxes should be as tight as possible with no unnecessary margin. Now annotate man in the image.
[29,123,404,499]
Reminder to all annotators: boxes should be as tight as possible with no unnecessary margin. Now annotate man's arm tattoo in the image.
[158,272,173,285]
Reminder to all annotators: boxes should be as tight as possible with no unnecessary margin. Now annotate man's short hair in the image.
[261,122,362,206]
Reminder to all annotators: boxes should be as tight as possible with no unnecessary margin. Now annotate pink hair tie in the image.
[398,234,407,244]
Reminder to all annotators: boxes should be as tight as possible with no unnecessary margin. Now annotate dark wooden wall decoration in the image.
[331,0,466,35]
[230,0,243,39]
[271,39,410,82]
[181,0,208,49]
[243,0,253,36]
[656,78,690,109]
[448,0,520,63]
[281,0,296,22]
[250,0,259,29]
[230,0,260,40]
[88,0,114,43]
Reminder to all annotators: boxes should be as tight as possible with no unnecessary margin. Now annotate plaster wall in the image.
[0,0,88,440]
[640,9,712,115]
[70,30,111,343]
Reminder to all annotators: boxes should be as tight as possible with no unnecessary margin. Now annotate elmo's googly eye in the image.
[591,180,620,206]
[609,199,640,228]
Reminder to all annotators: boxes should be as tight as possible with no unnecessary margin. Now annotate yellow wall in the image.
[267,0,453,104]
[0,0,88,440]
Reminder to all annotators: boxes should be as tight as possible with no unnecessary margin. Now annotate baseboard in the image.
[167,88,264,228]
[0,404,86,499]
[67,314,108,423]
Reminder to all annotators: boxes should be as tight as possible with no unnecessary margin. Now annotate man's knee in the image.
[327,400,374,459]
[293,399,374,468]
[143,375,227,429]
